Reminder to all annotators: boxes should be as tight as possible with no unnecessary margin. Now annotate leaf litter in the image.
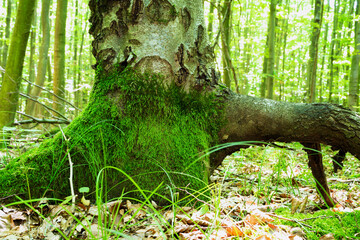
[1,145,360,239]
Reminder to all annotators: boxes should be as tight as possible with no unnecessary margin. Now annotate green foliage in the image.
[0,68,225,204]
[275,207,360,239]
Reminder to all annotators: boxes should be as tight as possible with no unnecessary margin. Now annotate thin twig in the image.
[22,77,82,112]
[59,126,75,210]
[266,213,313,228]
[297,215,335,222]
[19,93,69,120]
[14,111,70,125]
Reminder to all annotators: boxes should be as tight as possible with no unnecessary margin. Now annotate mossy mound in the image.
[0,68,224,204]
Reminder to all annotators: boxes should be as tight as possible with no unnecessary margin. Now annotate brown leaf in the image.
[225,225,243,237]
[245,209,274,225]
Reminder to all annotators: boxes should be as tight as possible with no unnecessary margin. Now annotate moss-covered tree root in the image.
[0,69,225,204]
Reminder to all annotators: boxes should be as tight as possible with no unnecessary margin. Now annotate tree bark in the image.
[307,0,323,103]
[53,0,68,116]
[25,0,51,117]
[349,0,360,110]
[220,0,232,89]
[0,0,36,129]
[210,94,360,170]
[327,0,339,102]
[265,0,277,100]
[2,0,11,68]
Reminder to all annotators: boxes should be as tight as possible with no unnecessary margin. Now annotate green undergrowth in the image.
[275,207,360,239]
[0,67,225,204]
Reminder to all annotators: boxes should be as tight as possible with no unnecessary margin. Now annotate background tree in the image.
[1,0,11,68]
[349,0,360,110]
[24,0,51,117]
[307,0,324,103]
[0,0,36,129]
[52,0,68,116]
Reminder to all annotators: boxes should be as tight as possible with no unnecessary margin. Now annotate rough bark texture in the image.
[211,94,360,171]
[88,0,217,90]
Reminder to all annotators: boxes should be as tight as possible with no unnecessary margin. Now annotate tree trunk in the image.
[27,6,37,94]
[73,0,79,117]
[319,0,330,102]
[24,0,51,117]
[207,0,216,40]
[349,0,360,111]
[265,0,277,100]
[328,0,339,102]
[307,0,323,103]
[2,0,11,68]
[52,0,68,116]
[0,0,36,129]
[2,0,360,207]
[221,0,232,89]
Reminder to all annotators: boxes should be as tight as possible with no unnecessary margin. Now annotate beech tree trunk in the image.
[25,0,51,117]
[349,0,360,110]
[307,0,323,103]
[0,0,36,129]
[53,0,68,116]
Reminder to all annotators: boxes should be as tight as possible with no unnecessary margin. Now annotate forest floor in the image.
[1,141,360,240]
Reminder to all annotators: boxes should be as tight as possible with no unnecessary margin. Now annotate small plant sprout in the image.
[79,187,90,206]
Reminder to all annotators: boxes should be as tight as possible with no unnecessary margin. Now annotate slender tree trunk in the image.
[2,0,12,67]
[265,0,277,99]
[328,0,339,102]
[73,0,79,117]
[26,4,37,97]
[25,0,51,116]
[76,12,88,114]
[319,0,330,102]
[280,1,290,101]
[349,0,360,110]
[207,0,216,40]
[343,0,355,106]
[52,0,68,116]
[261,32,269,97]
[0,0,36,129]
[307,0,323,103]
[221,0,232,88]
[242,10,251,95]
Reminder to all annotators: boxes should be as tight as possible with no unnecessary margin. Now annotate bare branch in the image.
[21,77,82,112]
[19,93,68,120]
[14,111,70,125]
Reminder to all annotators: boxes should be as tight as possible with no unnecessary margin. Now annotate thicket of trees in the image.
[0,0,359,128]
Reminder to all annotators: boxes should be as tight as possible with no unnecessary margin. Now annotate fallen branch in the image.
[19,93,68,120]
[14,111,70,125]
[266,213,313,228]
[22,77,82,112]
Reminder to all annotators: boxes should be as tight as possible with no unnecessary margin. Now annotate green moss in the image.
[275,208,360,239]
[0,68,225,204]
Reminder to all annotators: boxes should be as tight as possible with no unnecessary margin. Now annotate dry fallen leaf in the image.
[245,209,274,225]
[255,235,272,240]
[225,225,243,237]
